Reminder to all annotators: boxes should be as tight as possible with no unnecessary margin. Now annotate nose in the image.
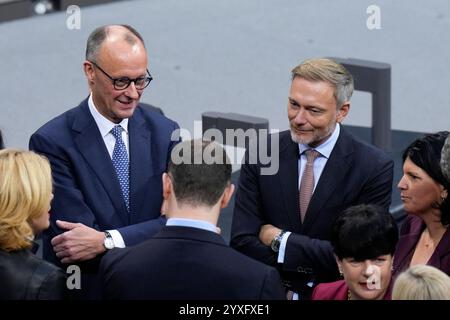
[125,82,139,99]
[397,175,407,190]
[293,108,307,125]
[363,261,376,277]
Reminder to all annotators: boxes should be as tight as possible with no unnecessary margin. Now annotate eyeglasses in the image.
[89,60,153,90]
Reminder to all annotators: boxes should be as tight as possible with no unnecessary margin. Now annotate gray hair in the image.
[441,134,450,182]
[291,58,354,109]
[85,24,145,63]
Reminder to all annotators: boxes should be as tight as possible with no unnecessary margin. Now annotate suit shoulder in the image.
[32,104,81,138]
[136,105,179,129]
[100,247,134,271]
[344,129,392,164]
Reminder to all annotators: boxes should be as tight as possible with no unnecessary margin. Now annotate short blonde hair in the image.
[392,265,450,300]
[291,58,354,109]
[0,149,52,252]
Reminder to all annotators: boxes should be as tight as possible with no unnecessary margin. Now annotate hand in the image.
[259,224,282,246]
[51,220,106,264]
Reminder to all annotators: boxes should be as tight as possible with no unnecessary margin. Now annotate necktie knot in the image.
[111,125,124,140]
[304,149,320,163]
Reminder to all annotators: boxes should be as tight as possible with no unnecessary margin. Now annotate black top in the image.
[0,248,67,300]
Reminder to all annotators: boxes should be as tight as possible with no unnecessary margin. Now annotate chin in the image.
[290,131,311,145]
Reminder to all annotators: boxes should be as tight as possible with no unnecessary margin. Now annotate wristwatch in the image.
[103,231,115,250]
[270,230,287,253]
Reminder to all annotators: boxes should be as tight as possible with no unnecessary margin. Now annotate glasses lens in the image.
[134,77,147,89]
[114,78,130,90]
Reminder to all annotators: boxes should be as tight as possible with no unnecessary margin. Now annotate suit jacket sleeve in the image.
[230,160,278,266]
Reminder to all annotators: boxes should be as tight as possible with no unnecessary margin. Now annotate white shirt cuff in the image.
[107,229,126,248]
[277,231,291,263]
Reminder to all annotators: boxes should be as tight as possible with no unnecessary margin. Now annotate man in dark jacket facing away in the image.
[100,139,286,299]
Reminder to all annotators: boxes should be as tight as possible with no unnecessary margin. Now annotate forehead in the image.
[98,40,148,76]
[289,77,336,103]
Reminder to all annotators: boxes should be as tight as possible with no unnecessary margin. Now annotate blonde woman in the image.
[0,149,66,299]
[392,264,450,300]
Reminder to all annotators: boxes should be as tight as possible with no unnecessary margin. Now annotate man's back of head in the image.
[164,139,233,220]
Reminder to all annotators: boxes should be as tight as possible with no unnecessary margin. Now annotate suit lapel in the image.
[128,107,153,217]
[301,128,353,231]
[72,100,129,225]
[277,134,301,231]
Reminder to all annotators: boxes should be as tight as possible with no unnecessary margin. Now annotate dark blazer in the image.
[393,215,450,278]
[312,280,392,300]
[29,98,179,297]
[231,126,393,294]
[0,249,66,300]
[100,226,286,300]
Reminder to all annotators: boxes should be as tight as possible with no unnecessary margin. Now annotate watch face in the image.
[104,235,114,250]
[271,239,280,252]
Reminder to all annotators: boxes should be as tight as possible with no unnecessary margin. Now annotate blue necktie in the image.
[111,125,130,211]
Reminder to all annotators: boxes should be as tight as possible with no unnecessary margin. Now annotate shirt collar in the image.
[88,94,129,138]
[166,218,218,234]
[298,123,341,159]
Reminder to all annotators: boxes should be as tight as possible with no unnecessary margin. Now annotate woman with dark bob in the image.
[394,131,450,277]
[0,149,66,299]
[312,204,398,300]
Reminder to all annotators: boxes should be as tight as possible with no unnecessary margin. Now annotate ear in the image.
[334,254,343,274]
[441,188,448,200]
[83,60,95,84]
[336,103,350,123]
[220,183,235,209]
[162,173,172,200]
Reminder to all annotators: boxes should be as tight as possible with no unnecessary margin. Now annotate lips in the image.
[293,127,313,133]
[400,194,410,201]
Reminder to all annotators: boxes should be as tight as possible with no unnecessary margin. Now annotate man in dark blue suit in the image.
[100,140,285,299]
[29,25,179,298]
[230,58,394,299]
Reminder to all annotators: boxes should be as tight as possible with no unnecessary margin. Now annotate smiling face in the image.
[288,77,349,148]
[84,35,148,123]
[398,157,447,215]
[338,255,393,300]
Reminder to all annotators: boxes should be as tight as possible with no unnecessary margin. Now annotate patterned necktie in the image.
[111,125,130,211]
[299,149,320,223]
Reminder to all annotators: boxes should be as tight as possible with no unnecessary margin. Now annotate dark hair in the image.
[402,131,450,225]
[168,140,231,207]
[85,24,145,62]
[0,130,4,149]
[332,204,398,261]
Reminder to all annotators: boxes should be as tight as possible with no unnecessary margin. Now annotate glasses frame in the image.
[88,60,153,90]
